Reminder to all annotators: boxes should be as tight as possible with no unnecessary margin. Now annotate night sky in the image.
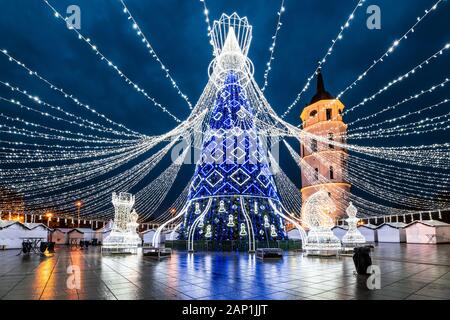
[1,0,449,216]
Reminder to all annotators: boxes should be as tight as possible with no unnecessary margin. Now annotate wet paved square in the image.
[1,243,450,300]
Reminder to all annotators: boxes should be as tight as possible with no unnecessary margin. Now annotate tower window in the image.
[309,110,318,118]
[311,139,317,152]
[338,108,343,116]
[328,133,334,149]
[329,166,334,180]
[326,108,332,120]
[314,168,319,181]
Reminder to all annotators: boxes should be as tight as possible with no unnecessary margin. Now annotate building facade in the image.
[300,70,350,218]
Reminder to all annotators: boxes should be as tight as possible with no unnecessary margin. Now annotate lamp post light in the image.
[45,212,53,227]
[75,200,82,227]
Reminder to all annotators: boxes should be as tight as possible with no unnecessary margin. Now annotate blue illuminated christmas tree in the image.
[179,70,287,248]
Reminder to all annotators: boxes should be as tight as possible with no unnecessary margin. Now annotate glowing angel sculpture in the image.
[342,202,366,245]
[302,190,341,255]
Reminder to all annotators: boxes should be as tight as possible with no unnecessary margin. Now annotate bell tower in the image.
[300,69,350,218]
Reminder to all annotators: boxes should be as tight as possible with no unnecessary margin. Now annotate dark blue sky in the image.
[1,0,448,133]
[1,0,449,214]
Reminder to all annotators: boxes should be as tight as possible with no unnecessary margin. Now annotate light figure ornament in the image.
[239,223,247,236]
[227,214,235,227]
[218,200,227,213]
[194,202,201,215]
[205,225,212,238]
[342,202,366,246]
[264,215,270,228]
[302,190,341,255]
[270,225,277,237]
[102,192,141,254]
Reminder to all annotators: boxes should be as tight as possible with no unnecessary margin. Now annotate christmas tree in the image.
[178,69,287,248]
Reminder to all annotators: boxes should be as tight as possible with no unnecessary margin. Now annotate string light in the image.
[349,98,450,133]
[337,0,445,100]
[0,80,141,138]
[1,6,448,226]
[261,0,285,92]
[119,0,193,109]
[198,0,214,49]
[0,49,142,136]
[281,0,365,118]
[344,43,450,115]
[348,77,450,125]
[41,0,182,123]
[0,97,136,144]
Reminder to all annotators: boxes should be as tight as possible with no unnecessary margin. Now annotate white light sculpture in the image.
[302,190,341,255]
[342,202,366,246]
[102,192,141,254]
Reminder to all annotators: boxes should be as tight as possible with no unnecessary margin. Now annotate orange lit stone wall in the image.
[300,99,350,218]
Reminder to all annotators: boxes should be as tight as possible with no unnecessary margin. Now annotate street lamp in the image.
[75,200,82,227]
[45,212,53,227]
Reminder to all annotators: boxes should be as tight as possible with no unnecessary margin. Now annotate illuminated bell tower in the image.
[300,70,350,218]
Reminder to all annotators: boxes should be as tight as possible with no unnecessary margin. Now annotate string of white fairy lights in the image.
[0,98,135,144]
[41,0,182,123]
[199,0,214,48]
[151,182,190,224]
[287,134,450,186]
[248,68,450,171]
[284,147,351,216]
[281,0,445,122]
[281,0,366,118]
[0,49,142,136]
[269,152,303,216]
[338,0,445,101]
[345,43,450,115]
[348,77,450,126]
[5,138,154,183]
[5,144,152,197]
[349,98,450,133]
[0,138,151,164]
[0,119,122,147]
[0,44,204,220]
[283,139,448,214]
[0,147,129,163]
[304,141,449,207]
[6,109,204,218]
[0,80,139,138]
[260,0,285,92]
[349,111,450,140]
[25,138,180,214]
[298,131,450,169]
[119,0,193,110]
[2,107,201,218]
[0,145,143,180]
[273,104,450,165]
[136,146,190,221]
[2,4,449,225]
